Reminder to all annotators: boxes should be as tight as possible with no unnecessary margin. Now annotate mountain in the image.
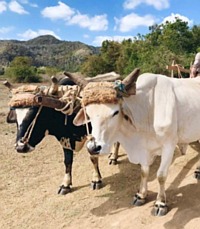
[0,35,99,72]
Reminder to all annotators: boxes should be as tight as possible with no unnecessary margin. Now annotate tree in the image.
[81,55,107,77]
[116,39,139,75]
[5,56,41,83]
[100,40,121,72]
[79,18,199,76]
[191,25,200,52]
[157,18,193,54]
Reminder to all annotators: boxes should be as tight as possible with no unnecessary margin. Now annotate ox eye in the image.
[112,111,119,117]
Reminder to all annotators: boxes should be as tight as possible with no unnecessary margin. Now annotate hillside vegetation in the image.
[1,18,200,80]
[0,35,99,72]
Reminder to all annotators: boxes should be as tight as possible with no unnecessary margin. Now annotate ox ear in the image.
[73,108,86,126]
[122,68,140,95]
[7,109,17,124]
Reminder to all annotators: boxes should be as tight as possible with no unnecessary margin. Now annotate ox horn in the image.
[3,81,14,90]
[49,75,59,95]
[122,68,140,95]
[64,72,88,88]
[86,72,121,82]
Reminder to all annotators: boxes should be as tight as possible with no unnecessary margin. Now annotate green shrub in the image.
[5,56,41,83]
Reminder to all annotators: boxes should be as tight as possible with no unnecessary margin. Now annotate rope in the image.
[55,102,73,115]
[81,101,91,138]
[22,105,43,143]
[55,85,81,115]
[113,80,129,97]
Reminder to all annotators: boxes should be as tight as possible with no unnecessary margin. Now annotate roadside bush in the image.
[5,56,41,83]
[5,66,41,83]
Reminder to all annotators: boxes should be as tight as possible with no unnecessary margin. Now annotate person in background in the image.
[190,52,200,77]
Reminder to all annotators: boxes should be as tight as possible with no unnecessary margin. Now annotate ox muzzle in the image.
[86,137,102,155]
[15,140,34,153]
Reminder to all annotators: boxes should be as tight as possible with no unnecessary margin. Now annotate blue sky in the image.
[0,0,200,46]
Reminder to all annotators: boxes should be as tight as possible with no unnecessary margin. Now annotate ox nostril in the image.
[94,145,101,152]
[87,140,102,155]
[15,143,31,153]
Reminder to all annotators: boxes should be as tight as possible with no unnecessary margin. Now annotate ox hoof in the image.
[194,170,200,180]
[151,203,168,216]
[133,194,146,206]
[109,159,117,165]
[58,185,71,195]
[91,181,102,190]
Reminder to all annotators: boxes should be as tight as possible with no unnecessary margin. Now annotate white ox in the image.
[68,69,200,216]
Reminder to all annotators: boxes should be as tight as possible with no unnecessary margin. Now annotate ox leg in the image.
[109,142,120,165]
[58,148,73,195]
[133,165,149,206]
[152,146,175,216]
[194,157,200,180]
[90,156,103,190]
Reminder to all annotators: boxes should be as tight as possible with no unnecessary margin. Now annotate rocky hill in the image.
[0,35,99,72]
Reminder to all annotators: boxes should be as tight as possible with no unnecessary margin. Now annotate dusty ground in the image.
[1,81,200,229]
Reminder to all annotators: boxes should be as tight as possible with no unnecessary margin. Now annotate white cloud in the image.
[19,0,38,8]
[69,13,108,31]
[8,0,29,14]
[0,26,14,34]
[123,0,170,10]
[41,2,108,31]
[41,1,75,20]
[162,13,193,26]
[0,1,7,13]
[19,0,28,3]
[18,29,61,40]
[29,3,38,8]
[29,3,37,8]
[83,34,89,38]
[93,35,134,46]
[115,13,157,32]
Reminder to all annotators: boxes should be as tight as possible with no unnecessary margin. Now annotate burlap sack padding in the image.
[12,85,39,94]
[8,85,40,107]
[8,93,39,107]
[82,82,118,106]
[8,84,82,110]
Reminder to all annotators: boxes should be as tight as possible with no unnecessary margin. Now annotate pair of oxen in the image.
[5,68,200,216]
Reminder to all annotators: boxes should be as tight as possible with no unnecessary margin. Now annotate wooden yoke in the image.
[34,95,67,109]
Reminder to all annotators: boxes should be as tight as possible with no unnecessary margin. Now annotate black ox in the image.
[6,77,119,194]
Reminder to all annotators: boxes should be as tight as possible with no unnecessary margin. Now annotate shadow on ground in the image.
[89,143,200,228]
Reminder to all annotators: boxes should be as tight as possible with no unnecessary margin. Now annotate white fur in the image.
[15,108,30,129]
